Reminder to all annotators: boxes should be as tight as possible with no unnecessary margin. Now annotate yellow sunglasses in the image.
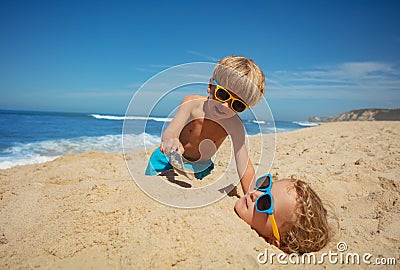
[210,80,248,113]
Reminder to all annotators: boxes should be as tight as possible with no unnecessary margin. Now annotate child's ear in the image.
[207,77,213,94]
[272,239,281,249]
[207,84,211,94]
[262,235,280,249]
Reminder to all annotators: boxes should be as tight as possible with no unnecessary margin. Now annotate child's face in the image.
[234,179,298,243]
[206,84,244,119]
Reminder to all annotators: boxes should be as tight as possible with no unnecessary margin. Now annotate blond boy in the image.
[145,55,264,192]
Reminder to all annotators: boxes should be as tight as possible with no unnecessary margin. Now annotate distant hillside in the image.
[308,108,400,122]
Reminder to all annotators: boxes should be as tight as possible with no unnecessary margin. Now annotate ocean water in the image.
[0,110,319,169]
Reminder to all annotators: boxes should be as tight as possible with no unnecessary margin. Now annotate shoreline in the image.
[0,121,316,171]
[0,121,399,268]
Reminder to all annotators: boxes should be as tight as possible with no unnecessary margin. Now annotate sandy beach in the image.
[0,121,399,269]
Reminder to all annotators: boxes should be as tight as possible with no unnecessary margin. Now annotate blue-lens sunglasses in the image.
[253,174,281,242]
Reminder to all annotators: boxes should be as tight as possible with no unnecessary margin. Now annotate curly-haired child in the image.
[235,174,333,254]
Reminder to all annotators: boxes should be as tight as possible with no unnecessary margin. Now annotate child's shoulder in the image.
[179,95,207,115]
[181,95,207,105]
[182,94,207,102]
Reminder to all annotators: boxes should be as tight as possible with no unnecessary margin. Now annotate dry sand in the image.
[0,122,399,269]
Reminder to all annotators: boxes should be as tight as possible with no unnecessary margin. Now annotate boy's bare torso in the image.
[180,118,227,162]
[178,95,234,162]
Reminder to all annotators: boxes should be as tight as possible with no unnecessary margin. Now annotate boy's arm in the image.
[233,142,255,195]
[160,96,195,155]
[229,119,255,195]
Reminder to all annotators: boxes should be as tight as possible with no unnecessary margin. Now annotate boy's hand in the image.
[160,138,184,156]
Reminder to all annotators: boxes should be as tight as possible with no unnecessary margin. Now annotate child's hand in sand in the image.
[160,138,184,156]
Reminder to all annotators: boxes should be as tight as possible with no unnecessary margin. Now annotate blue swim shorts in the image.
[145,147,214,180]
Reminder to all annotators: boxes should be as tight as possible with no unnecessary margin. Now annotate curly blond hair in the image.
[279,179,333,254]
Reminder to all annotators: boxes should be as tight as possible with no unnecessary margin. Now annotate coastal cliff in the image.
[308,108,400,122]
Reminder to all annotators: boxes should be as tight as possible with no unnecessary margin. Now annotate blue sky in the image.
[0,0,399,121]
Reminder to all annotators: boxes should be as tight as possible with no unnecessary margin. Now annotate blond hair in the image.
[280,180,333,254]
[213,56,265,106]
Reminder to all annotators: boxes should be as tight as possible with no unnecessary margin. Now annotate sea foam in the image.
[90,114,173,122]
[0,133,161,169]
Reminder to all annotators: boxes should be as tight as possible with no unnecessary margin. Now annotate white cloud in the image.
[148,64,174,69]
[187,50,219,62]
[179,73,211,80]
[135,67,156,72]
[267,62,400,103]
[135,64,173,73]
[65,89,133,98]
